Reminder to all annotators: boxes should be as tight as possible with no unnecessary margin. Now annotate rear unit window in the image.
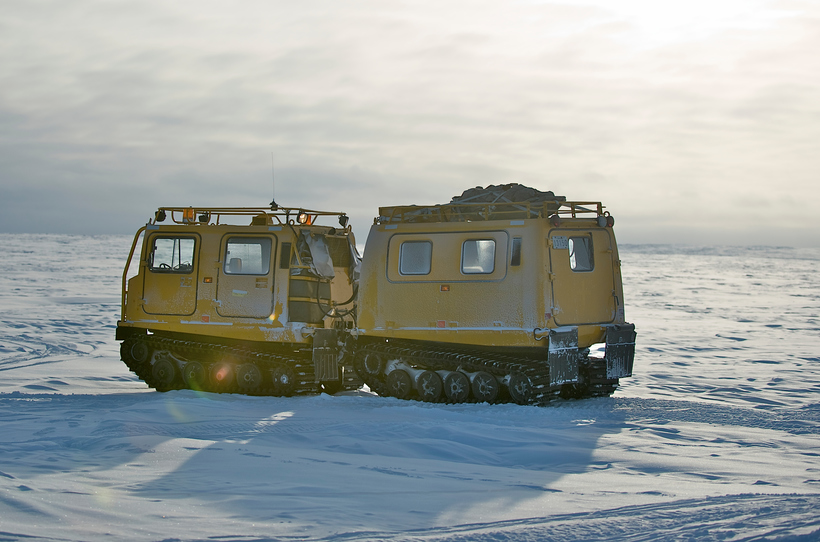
[462,239,495,274]
[224,237,272,275]
[325,237,352,267]
[510,237,522,266]
[399,241,432,275]
[150,237,195,273]
[569,236,593,272]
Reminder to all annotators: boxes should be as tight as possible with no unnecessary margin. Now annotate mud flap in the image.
[312,329,340,382]
[605,324,636,379]
[548,327,579,386]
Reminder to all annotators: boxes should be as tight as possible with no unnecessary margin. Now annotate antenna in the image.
[270,152,278,210]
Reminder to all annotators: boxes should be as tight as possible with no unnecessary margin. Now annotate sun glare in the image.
[540,0,795,47]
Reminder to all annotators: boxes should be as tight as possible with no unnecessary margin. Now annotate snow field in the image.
[0,235,819,541]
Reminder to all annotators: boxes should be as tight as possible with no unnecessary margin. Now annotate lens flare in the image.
[165,400,190,423]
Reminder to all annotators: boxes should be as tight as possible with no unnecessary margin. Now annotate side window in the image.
[399,241,432,275]
[462,239,495,274]
[569,236,593,272]
[150,237,195,273]
[510,237,522,266]
[279,242,292,269]
[224,237,272,275]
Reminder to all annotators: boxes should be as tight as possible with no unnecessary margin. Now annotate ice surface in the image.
[0,234,819,541]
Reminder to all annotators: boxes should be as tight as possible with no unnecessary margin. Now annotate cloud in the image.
[0,0,818,245]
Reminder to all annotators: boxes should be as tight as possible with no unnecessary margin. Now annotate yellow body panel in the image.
[120,216,357,346]
[357,216,625,350]
[548,228,619,326]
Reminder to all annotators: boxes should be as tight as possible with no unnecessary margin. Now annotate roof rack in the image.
[376,200,604,224]
[152,206,349,227]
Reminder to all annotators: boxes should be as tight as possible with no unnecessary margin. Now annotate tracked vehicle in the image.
[116,185,636,405]
[351,185,636,406]
[116,205,361,395]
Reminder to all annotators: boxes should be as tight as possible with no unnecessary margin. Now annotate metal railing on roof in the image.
[376,200,604,224]
[152,206,348,227]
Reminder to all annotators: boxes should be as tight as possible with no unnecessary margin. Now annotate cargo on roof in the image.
[378,183,604,224]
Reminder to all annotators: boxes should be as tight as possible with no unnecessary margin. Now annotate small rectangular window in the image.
[510,237,522,266]
[279,242,292,269]
[569,236,593,272]
[462,239,495,274]
[225,237,272,275]
[150,237,195,273]
[325,237,352,267]
[399,241,432,275]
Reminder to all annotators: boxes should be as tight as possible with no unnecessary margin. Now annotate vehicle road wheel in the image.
[386,369,412,399]
[151,358,177,390]
[471,371,499,403]
[416,370,443,402]
[443,371,470,403]
[271,366,295,396]
[236,363,263,392]
[507,373,532,405]
[182,361,206,390]
[361,353,384,377]
[131,340,150,364]
[210,362,234,390]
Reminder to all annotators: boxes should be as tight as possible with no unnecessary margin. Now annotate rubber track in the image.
[121,335,358,396]
[354,340,619,406]
[582,356,620,398]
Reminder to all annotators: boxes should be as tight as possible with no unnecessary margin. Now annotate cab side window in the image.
[150,237,195,273]
[224,237,272,275]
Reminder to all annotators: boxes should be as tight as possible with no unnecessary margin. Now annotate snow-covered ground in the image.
[1,234,819,541]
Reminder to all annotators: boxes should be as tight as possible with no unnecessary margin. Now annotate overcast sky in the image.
[1,0,818,246]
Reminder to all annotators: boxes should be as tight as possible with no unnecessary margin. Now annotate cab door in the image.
[548,229,616,326]
[142,235,198,315]
[216,235,277,318]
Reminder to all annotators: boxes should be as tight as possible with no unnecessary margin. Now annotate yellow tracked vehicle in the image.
[116,184,635,405]
[116,205,361,395]
[350,185,636,405]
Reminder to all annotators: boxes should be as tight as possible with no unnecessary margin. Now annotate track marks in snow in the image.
[314,494,820,542]
[601,397,820,436]
[0,330,104,374]
[361,466,421,478]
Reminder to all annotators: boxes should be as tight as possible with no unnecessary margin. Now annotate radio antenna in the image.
[270,152,278,210]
